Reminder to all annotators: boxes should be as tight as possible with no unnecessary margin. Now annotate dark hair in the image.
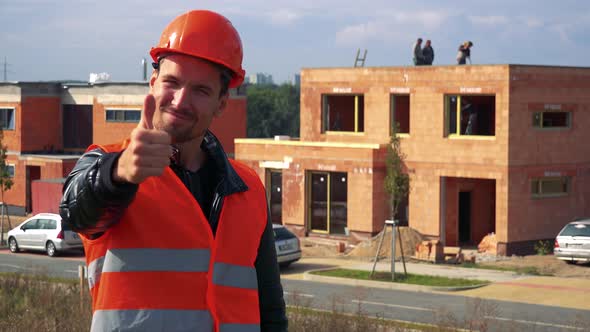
[152,56,233,97]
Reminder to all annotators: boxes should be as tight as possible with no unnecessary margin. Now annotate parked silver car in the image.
[7,213,83,257]
[273,224,301,268]
[554,219,590,264]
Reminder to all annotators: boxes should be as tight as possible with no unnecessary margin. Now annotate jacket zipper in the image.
[209,181,224,235]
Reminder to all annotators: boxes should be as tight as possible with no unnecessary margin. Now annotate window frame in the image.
[5,164,15,178]
[532,111,571,130]
[307,171,348,235]
[321,94,364,134]
[266,169,283,225]
[444,94,496,138]
[105,109,141,123]
[531,176,571,198]
[0,107,16,130]
[390,94,410,136]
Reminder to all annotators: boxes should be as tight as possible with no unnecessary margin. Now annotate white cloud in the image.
[390,11,451,29]
[468,15,509,26]
[335,10,451,45]
[336,21,386,45]
[550,23,574,44]
[267,9,302,26]
[524,17,544,28]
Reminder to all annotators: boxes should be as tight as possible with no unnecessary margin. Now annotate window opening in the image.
[322,95,364,133]
[445,95,495,136]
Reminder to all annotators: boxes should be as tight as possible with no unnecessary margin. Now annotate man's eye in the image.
[195,88,211,96]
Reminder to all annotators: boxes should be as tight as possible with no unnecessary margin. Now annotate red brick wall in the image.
[93,102,138,146]
[507,66,590,242]
[235,141,382,236]
[507,168,590,242]
[3,156,74,209]
[4,156,26,207]
[0,102,21,151]
[20,97,62,152]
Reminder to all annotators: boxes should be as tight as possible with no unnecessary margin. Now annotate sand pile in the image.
[346,226,425,260]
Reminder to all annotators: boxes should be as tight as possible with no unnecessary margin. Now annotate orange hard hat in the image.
[150,10,245,88]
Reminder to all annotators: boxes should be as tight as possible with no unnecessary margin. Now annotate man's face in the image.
[149,54,227,143]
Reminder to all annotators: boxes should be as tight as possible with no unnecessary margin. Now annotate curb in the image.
[303,268,489,292]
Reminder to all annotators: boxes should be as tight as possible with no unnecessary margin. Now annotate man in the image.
[422,40,435,65]
[60,10,288,332]
[412,38,424,65]
[457,41,473,65]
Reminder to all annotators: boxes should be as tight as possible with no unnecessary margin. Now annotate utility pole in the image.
[2,57,13,82]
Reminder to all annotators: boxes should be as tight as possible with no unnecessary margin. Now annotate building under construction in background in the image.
[235,64,590,255]
[0,81,246,215]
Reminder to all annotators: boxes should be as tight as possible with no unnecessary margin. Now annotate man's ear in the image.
[149,71,158,93]
[214,93,228,118]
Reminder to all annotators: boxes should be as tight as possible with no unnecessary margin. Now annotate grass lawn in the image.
[311,269,488,287]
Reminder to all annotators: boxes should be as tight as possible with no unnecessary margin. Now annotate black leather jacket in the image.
[60,131,288,331]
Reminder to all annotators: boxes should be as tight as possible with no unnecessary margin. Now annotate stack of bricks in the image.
[415,240,444,263]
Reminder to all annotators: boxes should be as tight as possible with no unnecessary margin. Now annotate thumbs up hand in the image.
[113,94,173,184]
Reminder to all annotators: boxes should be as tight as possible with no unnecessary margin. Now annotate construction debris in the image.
[415,240,444,263]
[443,246,464,264]
[478,232,498,255]
[346,226,424,260]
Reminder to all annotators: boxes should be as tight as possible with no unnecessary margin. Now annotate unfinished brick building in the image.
[235,64,590,255]
[0,81,246,214]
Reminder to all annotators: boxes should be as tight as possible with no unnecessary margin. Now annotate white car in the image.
[7,213,83,257]
[554,219,590,264]
[273,224,301,268]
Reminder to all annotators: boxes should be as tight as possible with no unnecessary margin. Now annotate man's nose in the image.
[172,87,191,108]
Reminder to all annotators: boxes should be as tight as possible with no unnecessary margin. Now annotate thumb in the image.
[139,94,156,130]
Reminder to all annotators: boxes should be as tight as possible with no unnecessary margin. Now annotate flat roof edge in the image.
[300,64,590,71]
[235,138,381,149]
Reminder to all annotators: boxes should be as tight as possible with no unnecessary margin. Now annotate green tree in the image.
[0,130,13,244]
[246,83,300,138]
[371,124,411,279]
[384,124,410,221]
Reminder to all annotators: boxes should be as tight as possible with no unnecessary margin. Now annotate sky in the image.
[1,0,589,84]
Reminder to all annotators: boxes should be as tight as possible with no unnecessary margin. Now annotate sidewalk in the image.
[283,257,590,310]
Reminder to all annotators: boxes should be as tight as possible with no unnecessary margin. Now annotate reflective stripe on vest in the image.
[87,248,210,289]
[220,323,261,332]
[87,256,105,289]
[213,262,258,289]
[91,309,213,332]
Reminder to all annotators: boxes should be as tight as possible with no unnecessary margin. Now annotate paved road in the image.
[0,248,85,279]
[282,279,589,332]
[2,250,589,331]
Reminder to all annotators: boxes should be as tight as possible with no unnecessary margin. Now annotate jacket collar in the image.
[200,130,248,196]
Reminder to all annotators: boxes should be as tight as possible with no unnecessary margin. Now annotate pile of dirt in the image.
[346,226,425,260]
[480,255,590,278]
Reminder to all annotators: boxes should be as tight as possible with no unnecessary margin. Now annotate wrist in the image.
[111,151,128,184]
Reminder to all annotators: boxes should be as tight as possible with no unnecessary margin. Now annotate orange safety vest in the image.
[82,142,267,332]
